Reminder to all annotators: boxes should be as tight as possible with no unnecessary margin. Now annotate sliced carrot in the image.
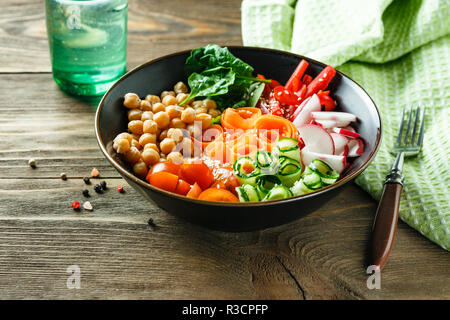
[186,182,202,199]
[254,115,299,140]
[198,188,239,202]
[192,124,224,150]
[221,107,262,130]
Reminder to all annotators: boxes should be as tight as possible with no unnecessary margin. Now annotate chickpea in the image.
[167,128,184,143]
[133,161,148,178]
[145,94,161,104]
[131,139,141,150]
[131,133,141,141]
[143,143,159,153]
[114,138,130,154]
[203,99,217,109]
[179,137,194,157]
[195,113,212,130]
[140,99,152,111]
[181,107,196,123]
[153,111,170,129]
[159,129,168,141]
[160,138,176,154]
[161,90,175,100]
[141,111,154,122]
[123,93,141,109]
[128,120,144,135]
[174,81,188,94]
[208,108,221,118]
[152,102,166,113]
[143,119,158,134]
[128,109,142,121]
[123,147,141,164]
[114,132,133,144]
[186,123,202,137]
[162,95,178,107]
[170,117,186,129]
[139,133,157,146]
[167,151,183,164]
[166,105,183,119]
[192,101,204,109]
[142,148,160,166]
[195,107,208,114]
[176,93,191,105]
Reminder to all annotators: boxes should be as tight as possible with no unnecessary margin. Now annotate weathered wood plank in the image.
[0,0,242,73]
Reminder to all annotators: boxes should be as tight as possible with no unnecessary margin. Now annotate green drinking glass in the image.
[45,0,128,97]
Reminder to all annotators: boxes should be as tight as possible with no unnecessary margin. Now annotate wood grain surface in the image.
[0,0,449,300]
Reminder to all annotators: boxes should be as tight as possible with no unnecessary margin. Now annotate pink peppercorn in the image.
[72,200,80,210]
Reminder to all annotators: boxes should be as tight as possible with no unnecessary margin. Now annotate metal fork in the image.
[370,106,426,271]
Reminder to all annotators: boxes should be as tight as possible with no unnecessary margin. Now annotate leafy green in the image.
[248,82,266,108]
[211,115,222,125]
[181,44,271,109]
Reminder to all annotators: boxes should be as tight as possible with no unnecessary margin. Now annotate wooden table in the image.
[0,0,448,300]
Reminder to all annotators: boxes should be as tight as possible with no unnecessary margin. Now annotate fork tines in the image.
[395,106,426,148]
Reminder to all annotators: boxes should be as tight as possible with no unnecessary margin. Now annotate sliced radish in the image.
[301,150,347,173]
[314,119,351,128]
[330,133,349,155]
[292,96,311,120]
[347,138,364,157]
[297,124,335,155]
[311,111,357,123]
[292,94,321,127]
[339,144,349,157]
[332,127,360,138]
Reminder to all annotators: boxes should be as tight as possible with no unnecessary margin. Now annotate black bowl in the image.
[95,46,381,232]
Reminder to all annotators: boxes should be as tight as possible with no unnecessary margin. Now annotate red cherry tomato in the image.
[148,171,179,193]
[317,93,336,111]
[180,159,214,190]
[148,161,181,176]
[174,179,191,196]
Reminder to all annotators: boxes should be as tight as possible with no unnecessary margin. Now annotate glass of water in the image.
[45,0,128,97]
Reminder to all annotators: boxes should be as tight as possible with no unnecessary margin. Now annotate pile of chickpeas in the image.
[112,81,222,179]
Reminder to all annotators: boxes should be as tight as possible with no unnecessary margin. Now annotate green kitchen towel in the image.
[242,0,450,250]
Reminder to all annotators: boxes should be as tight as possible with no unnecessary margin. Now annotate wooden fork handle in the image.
[370,182,402,271]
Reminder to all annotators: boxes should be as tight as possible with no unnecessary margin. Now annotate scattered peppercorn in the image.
[60,172,67,180]
[147,218,156,231]
[117,185,124,193]
[28,159,36,168]
[100,181,107,190]
[82,189,90,197]
[94,184,103,193]
[83,177,91,185]
[83,201,93,211]
[91,168,100,178]
[72,200,80,210]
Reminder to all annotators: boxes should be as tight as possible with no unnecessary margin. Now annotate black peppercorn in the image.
[100,181,107,190]
[94,184,102,193]
[82,189,90,197]
[83,177,91,185]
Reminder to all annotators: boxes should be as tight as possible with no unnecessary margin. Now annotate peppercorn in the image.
[147,218,156,231]
[72,200,80,210]
[82,189,90,197]
[94,184,103,193]
[83,177,91,185]
[28,159,36,168]
[117,185,124,193]
[83,201,93,211]
[60,173,67,180]
[91,168,100,178]
[100,181,107,190]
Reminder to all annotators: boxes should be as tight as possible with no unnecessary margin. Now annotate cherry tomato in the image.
[148,171,179,193]
[180,159,214,190]
[148,161,181,176]
[317,93,336,111]
[174,179,191,196]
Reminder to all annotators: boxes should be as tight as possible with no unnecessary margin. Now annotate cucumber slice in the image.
[256,175,281,195]
[256,150,275,169]
[236,184,262,202]
[277,157,302,187]
[236,186,250,202]
[308,159,340,185]
[262,185,293,201]
[302,171,322,190]
[233,156,260,186]
[290,179,314,196]
[275,137,301,162]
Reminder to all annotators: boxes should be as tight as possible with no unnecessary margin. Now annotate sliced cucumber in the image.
[290,179,314,196]
[256,175,281,195]
[309,159,340,185]
[233,156,260,186]
[275,137,301,162]
[236,184,262,202]
[302,171,322,190]
[262,185,293,201]
[277,157,302,187]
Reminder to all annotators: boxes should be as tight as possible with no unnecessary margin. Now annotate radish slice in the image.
[347,138,364,157]
[297,124,335,155]
[339,144,349,157]
[292,97,311,120]
[330,133,349,155]
[311,111,357,123]
[314,119,351,128]
[292,94,321,127]
[301,150,347,173]
[331,127,360,138]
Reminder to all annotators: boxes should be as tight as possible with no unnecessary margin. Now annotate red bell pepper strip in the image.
[317,92,336,111]
[273,86,299,106]
[302,74,313,86]
[285,59,309,91]
[305,65,336,98]
[268,79,282,89]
